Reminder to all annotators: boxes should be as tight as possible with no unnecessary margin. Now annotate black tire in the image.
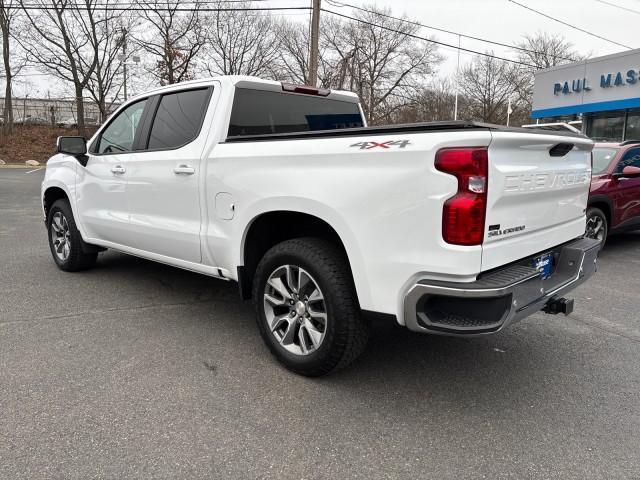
[585,207,608,250]
[47,198,98,271]
[253,238,369,376]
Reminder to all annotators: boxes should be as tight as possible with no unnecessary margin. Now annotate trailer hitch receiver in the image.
[543,297,574,316]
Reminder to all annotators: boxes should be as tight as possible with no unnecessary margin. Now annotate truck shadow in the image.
[599,230,640,258]
[89,248,616,418]
[315,311,618,424]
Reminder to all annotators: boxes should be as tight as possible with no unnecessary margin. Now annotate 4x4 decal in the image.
[350,140,411,150]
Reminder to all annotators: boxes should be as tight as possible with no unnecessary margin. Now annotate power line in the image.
[16,0,271,4]
[595,0,640,15]
[321,8,537,67]
[326,0,578,62]
[507,0,633,49]
[9,3,311,12]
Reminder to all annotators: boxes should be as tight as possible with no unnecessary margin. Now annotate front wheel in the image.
[253,238,369,376]
[47,199,98,271]
[585,207,608,249]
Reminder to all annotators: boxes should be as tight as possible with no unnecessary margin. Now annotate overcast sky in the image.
[14,0,639,98]
[342,0,637,75]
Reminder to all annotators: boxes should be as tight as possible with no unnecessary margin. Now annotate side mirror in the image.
[622,165,640,176]
[57,136,87,156]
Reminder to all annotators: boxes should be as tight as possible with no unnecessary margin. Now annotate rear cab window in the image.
[228,88,363,137]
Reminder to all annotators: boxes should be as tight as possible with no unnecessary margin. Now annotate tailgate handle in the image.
[549,143,575,157]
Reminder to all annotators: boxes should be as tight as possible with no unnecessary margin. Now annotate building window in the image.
[586,113,624,142]
[625,112,640,141]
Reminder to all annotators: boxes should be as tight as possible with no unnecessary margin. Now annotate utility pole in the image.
[121,27,128,101]
[309,0,321,87]
[453,34,460,121]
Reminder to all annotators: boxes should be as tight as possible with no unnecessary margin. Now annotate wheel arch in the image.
[588,195,613,229]
[238,209,367,305]
[42,180,90,243]
[43,185,70,220]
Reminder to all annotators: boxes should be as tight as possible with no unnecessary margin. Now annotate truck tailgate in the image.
[482,131,593,271]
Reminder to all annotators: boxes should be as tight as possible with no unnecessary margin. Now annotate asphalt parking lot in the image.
[1,168,639,479]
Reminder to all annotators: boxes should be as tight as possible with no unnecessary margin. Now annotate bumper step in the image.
[403,237,600,335]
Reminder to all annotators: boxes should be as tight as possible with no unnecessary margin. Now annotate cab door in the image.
[124,87,214,264]
[612,148,640,227]
[76,98,149,245]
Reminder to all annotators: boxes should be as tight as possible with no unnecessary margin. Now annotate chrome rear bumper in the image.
[403,237,600,335]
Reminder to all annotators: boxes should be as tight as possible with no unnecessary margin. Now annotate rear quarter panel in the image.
[203,130,492,319]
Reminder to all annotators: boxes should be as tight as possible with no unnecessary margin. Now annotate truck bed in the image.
[225,120,588,143]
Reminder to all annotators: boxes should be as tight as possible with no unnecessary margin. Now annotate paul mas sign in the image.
[532,49,640,118]
[553,70,640,95]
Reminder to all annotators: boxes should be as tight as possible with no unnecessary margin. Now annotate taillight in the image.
[434,147,488,246]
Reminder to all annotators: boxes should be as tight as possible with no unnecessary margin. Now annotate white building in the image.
[532,48,640,142]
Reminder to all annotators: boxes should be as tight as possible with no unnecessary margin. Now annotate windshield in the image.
[592,148,619,175]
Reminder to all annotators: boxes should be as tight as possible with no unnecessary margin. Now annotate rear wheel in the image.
[47,199,98,271]
[253,238,369,376]
[585,207,608,249]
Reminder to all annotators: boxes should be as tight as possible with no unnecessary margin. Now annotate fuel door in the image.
[215,192,235,220]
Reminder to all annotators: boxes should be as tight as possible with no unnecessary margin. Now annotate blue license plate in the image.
[533,253,554,280]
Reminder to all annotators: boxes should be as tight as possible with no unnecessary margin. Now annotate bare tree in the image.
[321,7,442,125]
[0,0,23,134]
[85,8,135,123]
[18,0,101,136]
[458,54,514,124]
[390,77,456,124]
[509,32,583,112]
[201,2,280,77]
[276,19,336,87]
[276,20,311,84]
[135,0,204,85]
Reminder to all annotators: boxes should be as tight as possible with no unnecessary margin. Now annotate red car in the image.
[587,141,640,246]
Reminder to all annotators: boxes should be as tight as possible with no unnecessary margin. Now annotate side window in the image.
[616,149,640,173]
[147,88,210,150]
[97,99,147,154]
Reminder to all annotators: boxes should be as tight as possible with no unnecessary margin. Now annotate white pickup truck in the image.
[42,76,599,376]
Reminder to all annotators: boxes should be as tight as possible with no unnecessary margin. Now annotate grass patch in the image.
[0,125,98,164]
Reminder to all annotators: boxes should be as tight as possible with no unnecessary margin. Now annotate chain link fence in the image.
[0,97,120,127]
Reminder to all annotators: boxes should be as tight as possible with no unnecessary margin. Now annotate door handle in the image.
[111,165,126,175]
[173,164,195,175]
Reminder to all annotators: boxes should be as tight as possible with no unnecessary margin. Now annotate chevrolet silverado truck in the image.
[42,76,600,376]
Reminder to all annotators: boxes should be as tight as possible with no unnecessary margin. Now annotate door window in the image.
[147,88,211,150]
[97,99,147,154]
[616,149,640,173]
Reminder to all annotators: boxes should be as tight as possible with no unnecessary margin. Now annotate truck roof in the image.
[133,75,360,104]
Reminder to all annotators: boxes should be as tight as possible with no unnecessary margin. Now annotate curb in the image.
[0,165,44,169]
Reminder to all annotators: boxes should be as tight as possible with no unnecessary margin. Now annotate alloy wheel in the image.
[50,211,71,261]
[585,214,605,242]
[263,264,327,356]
